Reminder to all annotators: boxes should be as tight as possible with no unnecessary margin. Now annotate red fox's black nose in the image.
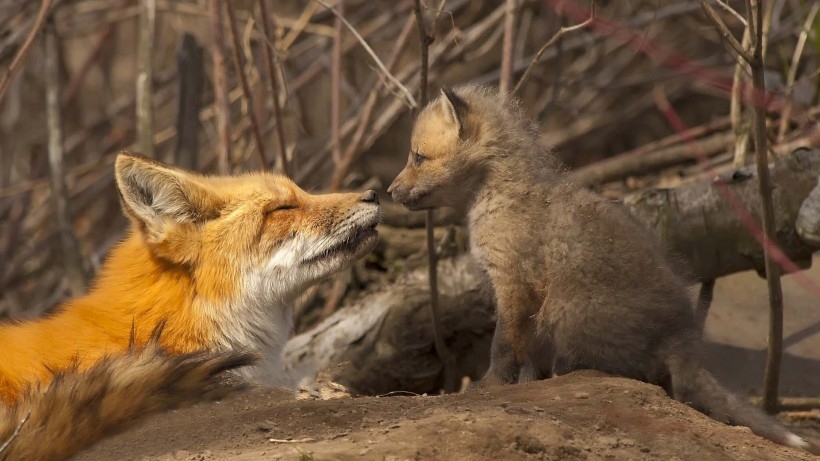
[360,190,379,205]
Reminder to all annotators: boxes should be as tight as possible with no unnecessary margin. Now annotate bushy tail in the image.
[0,342,257,461]
[665,352,820,455]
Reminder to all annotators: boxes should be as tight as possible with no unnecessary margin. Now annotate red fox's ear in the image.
[114,152,220,232]
[439,87,469,137]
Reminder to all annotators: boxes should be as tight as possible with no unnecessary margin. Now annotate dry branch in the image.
[747,0,784,414]
[729,26,750,167]
[0,412,29,456]
[413,0,454,393]
[136,0,156,157]
[226,1,267,169]
[698,0,789,414]
[44,19,87,296]
[330,0,343,170]
[512,0,595,95]
[312,0,417,109]
[776,2,820,143]
[697,0,752,62]
[174,33,204,169]
[0,0,53,105]
[568,131,734,186]
[257,0,289,176]
[209,0,231,173]
[498,0,517,94]
[328,14,416,191]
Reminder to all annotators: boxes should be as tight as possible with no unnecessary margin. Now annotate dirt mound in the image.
[74,371,814,461]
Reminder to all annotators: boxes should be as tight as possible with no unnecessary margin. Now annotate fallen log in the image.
[797,175,820,246]
[284,256,490,394]
[625,147,820,280]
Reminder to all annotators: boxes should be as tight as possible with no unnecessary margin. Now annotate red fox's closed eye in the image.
[265,204,297,214]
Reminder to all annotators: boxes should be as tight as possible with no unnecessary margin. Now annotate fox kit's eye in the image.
[413,150,426,167]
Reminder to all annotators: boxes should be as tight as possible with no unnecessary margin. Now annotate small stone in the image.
[597,435,619,447]
[574,392,590,399]
[620,438,636,447]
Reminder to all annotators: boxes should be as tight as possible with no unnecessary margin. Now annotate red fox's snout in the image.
[297,190,381,267]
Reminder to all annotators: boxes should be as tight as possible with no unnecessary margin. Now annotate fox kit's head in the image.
[387,87,483,211]
[114,152,381,305]
[389,85,552,212]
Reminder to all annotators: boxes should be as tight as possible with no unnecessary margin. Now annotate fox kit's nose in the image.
[360,190,379,205]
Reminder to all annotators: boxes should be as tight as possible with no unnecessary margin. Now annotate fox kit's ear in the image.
[439,87,469,137]
[115,152,220,234]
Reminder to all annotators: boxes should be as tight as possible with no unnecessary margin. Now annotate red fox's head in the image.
[114,152,381,311]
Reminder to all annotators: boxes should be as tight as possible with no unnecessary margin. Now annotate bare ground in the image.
[74,370,817,461]
[73,261,820,461]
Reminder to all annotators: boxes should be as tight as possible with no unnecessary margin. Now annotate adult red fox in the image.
[0,152,381,461]
[388,84,818,455]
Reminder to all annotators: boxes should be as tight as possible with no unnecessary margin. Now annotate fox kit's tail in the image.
[665,351,819,455]
[0,343,256,461]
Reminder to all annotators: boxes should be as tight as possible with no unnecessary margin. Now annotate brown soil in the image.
[75,371,815,461]
[73,262,820,461]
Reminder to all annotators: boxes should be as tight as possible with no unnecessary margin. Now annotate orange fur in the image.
[0,152,381,457]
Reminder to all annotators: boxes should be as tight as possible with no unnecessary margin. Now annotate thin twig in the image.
[714,0,747,26]
[136,0,156,157]
[268,437,314,444]
[512,0,595,95]
[312,0,417,109]
[697,0,753,63]
[413,0,455,393]
[174,33,204,169]
[498,0,517,94]
[0,412,30,455]
[0,0,53,106]
[61,0,122,106]
[45,18,88,295]
[330,0,344,168]
[257,0,290,176]
[209,0,231,173]
[329,14,416,191]
[567,131,734,186]
[226,1,267,169]
[744,0,756,49]
[776,1,819,142]
[744,0,784,415]
[730,27,750,167]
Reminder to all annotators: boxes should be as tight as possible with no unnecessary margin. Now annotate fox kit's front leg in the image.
[479,278,542,386]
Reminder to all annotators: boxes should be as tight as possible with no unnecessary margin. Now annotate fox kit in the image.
[388,84,817,454]
[0,152,381,460]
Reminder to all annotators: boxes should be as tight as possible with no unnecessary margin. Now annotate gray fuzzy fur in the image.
[388,84,816,454]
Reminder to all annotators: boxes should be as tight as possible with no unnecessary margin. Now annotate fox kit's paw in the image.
[466,373,507,392]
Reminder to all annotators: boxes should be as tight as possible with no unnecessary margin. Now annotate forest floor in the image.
[75,257,820,461]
